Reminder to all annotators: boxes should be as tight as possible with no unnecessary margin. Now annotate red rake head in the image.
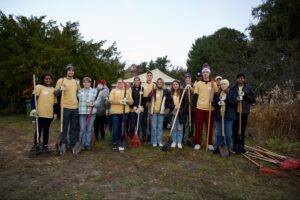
[277,160,299,171]
[259,166,285,177]
[131,132,141,147]
[285,157,300,166]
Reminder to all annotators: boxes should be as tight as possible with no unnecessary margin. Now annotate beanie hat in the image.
[202,63,211,73]
[236,73,245,79]
[66,64,74,71]
[215,76,222,81]
[184,73,192,78]
[220,79,230,87]
[97,79,106,85]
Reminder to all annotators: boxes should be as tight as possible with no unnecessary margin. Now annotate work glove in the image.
[60,84,67,91]
[138,105,144,113]
[120,98,128,105]
[185,84,192,89]
[164,108,170,115]
[86,101,94,107]
[218,100,225,106]
[237,96,243,101]
[30,109,38,117]
[134,106,141,114]
[139,91,143,95]
[220,94,227,101]
[53,114,58,121]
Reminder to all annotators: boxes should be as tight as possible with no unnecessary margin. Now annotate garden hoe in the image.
[33,74,42,155]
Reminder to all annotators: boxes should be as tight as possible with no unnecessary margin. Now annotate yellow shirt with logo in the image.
[33,85,57,118]
[109,88,133,114]
[142,82,155,97]
[154,89,163,113]
[194,81,218,111]
[55,78,80,109]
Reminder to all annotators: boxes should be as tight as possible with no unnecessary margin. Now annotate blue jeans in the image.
[111,113,129,145]
[151,113,164,145]
[141,107,149,139]
[216,120,234,150]
[172,118,183,144]
[79,114,96,147]
[130,112,142,138]
[62,108,79,145]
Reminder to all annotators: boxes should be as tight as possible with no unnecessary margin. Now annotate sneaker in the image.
[159,143,163,147]
[208,145,214,151]
[152,144,157,147]
[194,144,201,150]
[177,143,182,149]
[171,142,176,148]
[42,145,49,154]
[118,146,125,151]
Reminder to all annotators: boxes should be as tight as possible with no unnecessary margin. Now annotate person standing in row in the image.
[55,64,81,152]
[94,79,110,142]
[212,79,237,155]
[193,63,218,150]
[141,71,155,142]
[109,78,133,150]
[130,77,147,138]
[30,73,58,153]
[231,73,256,154]
[149,78,170,147]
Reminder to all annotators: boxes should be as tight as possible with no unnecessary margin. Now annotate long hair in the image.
[171,80,181,97]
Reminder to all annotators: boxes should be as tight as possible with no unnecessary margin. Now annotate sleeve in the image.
[244,86,256,104]
[109,90,119,105]
[55,78,63,90]
[127,91,133,106]
[226,91,237,106]
[31,85,41,109]
[165,89,171,109]
[194,82,199,94]
[212,93,220,109]
[53,103,59,115]
[77,89,83,100]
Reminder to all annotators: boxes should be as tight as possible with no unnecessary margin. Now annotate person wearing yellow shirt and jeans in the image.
[30,73,58,153]
[149,78,170,147]
[109,78,133,151]
[55,64,80,152]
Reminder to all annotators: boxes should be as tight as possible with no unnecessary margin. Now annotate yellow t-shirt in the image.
[154,89,163,113]
[109,88,133,114]
[142,82,155,97]
[55,78,80,109]
[194,81,218,111]
[33,85,57,118]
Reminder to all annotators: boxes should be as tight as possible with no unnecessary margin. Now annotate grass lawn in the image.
[0,115,299,200]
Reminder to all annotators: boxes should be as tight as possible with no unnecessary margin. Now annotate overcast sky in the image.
[1,0,262,68]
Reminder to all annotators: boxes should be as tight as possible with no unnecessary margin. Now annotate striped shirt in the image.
[77,87,98,115]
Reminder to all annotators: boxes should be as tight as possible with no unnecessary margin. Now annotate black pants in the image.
[182,111,195,143]
[232,113,248,149]
[94,115,107,141]
[34,117,53,146]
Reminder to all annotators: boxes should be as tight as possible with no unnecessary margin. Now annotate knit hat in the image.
[220,79,230,87]
[215,76,222,81]
[82,77,92,83]
[184,73,192,78]
[66,64,74,70]
[202,63,211,73]
[97,79,106,85]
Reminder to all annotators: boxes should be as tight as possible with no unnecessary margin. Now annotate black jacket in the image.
[231,83,256,114]
[130,86,147,109]
[212,90,237,122]
[169,89,189,124]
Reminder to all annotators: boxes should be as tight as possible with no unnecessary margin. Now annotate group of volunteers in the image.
[30,63,256,156]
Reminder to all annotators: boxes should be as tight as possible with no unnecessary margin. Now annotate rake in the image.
[131,87,142,147]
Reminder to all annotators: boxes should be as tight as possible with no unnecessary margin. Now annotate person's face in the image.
[146,73,153,82]
[83,80,91,88]
[202,71,210,80]
[134,79,140,87]
[220,83,228,91]
[216,79,221,85]
[156,80,163,88]
[172,82,179,90]
[117,80,123,89]
[67,68,75,78]
[43,75,52,86]
[237,76,245,85]
[185,77,192,84]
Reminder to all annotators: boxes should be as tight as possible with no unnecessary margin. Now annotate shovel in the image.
[219,104,229,157]
[32,74,42,155]
[131,87,143,147]
[118,82,128,152]
[161,86,187,151]
[56,90,66,156]
[235,100,242,153]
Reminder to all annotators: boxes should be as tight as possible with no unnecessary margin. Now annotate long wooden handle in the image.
[221,105,225,137]
[136,87,143,132]
[33,74,39,143]
[206,82,213,151]
[60,91,64,133]
[169,87,187,136]
[242,153,260,167]
[239,101,242,135]
[188,88,191,132]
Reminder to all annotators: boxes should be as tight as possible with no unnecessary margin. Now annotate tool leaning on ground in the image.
[73,89,101,155]
[32,74,42,155]
[235,91,243,153]
[118,82,128,152]
[205,81,213,151]
[56,89,66,156]
[186,86,195,147]
[131,87,143,147]
[161,85,188,151]
[219,93,229,158]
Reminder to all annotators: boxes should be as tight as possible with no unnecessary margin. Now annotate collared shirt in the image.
[77,87,98,114]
